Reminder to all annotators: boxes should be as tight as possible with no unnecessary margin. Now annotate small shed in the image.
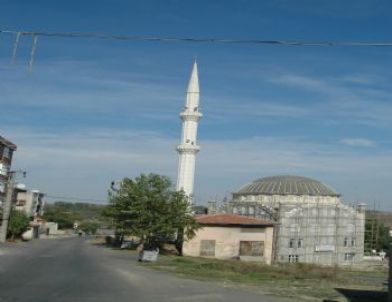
[183,214,274,264]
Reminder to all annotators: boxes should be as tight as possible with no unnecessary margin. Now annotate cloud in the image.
[206,99,310,121]
[340,138,376,147]
[4,127,392,207]
[268,72,392,127]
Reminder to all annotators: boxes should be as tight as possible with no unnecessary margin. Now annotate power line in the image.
[2,29,392,47]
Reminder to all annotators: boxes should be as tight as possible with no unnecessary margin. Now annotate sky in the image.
[1,0,392,209]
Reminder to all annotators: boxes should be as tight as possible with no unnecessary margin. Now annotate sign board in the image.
[315,245,335,252]
[141,250,159,262]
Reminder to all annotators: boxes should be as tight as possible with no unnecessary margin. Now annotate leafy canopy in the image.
[105,173,198,248]
[43,202,106,229]
[7,209,30,239]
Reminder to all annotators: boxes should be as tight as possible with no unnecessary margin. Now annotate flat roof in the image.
[0,136,17,150]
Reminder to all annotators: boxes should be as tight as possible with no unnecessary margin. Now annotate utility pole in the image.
[0,171,15,243]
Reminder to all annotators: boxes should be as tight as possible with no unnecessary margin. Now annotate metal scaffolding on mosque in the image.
[2,28,392,72]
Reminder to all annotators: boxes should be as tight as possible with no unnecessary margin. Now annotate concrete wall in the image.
[183,226,274,264]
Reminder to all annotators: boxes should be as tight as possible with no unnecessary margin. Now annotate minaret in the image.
[176,61,202,204]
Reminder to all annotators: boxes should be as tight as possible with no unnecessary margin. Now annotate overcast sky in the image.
[1,1,392,209]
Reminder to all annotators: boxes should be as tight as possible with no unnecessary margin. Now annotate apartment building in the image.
[0,136,17,206]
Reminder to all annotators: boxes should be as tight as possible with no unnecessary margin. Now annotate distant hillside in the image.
[367,210,392,228]
[43,201,107,229]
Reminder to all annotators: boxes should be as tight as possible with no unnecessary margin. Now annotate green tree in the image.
[79,220,100,235]
[365,216,390,253]
[105,173,199,253]
[7,209,30,240]
[43,202,106,229]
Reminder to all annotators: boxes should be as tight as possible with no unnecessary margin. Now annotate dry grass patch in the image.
[142,256,388,301]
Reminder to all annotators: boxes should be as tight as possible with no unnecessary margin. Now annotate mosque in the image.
[176,62,365,266]
[209,175,365,265]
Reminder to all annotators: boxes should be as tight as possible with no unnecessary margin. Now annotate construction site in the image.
[209,175,366,266]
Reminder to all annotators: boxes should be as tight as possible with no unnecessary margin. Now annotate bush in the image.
[7,209,30,240]
[79,221,100,234]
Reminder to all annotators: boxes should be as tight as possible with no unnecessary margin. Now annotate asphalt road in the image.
[0,237,289,302]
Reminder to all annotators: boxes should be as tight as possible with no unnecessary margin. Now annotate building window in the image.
[233,207,238,214]
[288,255,299,263]
[344,237,348,247]
[351,238,355,247]
[248,206,255,216]
[193,107,198,112]
[16,199,26,206]
[298,239,303,248]
[200,240,215,256]
[2,147,11,159]
[344,253,355,261]
[0,163,8,176]
[289,238,295,248]
[239,241,264,257]
[241,207,246,215]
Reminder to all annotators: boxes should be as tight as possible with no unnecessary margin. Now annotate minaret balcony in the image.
[176,144,200,153]
[180,111,202,122]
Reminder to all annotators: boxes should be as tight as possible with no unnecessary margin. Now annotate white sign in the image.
[141,250,159,262]
[315,245,335,252]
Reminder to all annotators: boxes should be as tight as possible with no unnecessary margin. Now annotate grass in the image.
[142,255,388,302]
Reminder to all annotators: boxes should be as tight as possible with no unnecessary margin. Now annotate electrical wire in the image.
[2,29,392,47]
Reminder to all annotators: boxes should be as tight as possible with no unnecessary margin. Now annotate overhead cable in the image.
[2,29,392,47]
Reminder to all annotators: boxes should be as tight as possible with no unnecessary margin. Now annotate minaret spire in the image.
[176,61,202,204]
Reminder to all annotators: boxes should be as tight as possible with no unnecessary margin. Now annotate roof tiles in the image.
[196,214,274,227]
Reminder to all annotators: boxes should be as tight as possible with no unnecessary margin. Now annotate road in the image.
[0,237,289,302]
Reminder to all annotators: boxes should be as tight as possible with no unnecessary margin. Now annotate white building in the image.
[176,61,202,203]
[14,187,45,218]
[0,136,17,206]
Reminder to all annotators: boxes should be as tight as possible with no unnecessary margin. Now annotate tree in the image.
[79,220,100,235]
[43,202,106,229]
[105,173,199,253]
[7,209,30,240]
[365,216,390,253]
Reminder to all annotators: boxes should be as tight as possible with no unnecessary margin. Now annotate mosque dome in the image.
[236,175,339,197]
